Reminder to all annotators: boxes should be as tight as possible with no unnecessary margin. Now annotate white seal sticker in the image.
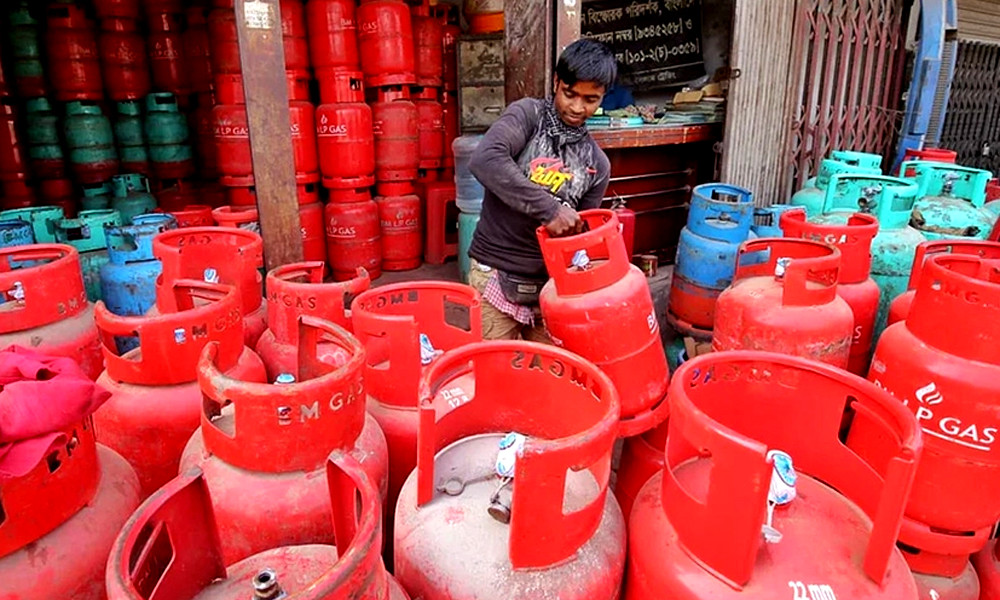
[244,0,274,29]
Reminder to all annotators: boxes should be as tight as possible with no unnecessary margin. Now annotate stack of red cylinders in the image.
[439,8,460,172]
[280,0,311,78]
[46,4,103,102]
[317,72,375,189]
[412,2,443,88]
[326,187,382,281]
[0,98,34,209]
[97,15,151,101]
[375,181,421,271]
[209,1,311,87]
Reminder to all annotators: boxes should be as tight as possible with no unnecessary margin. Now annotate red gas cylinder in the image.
[155,178,199,211]
[184,6,214,94]
[98,17,152,101]
[213,204,260,232]
[38,178,79,217]
[442,21,459,91]
[394,341,626,599]
[93,280,267,497]
[317,72,376,188]
[0,402,141,600]
[441,92,459,168]
[95,0,142,19]
[411,3,443,87]
[538,209,670,437]
[376,182,422,271]
[168,204,215,228]
[357,0,417,88]
[46,4,103,101]
[208,7,241,75]
[900,148,958,177]
[974,541,1000,600]
[300,200,327,262]
[0,245,103,380]
[713,238,855,368]
[414,87,445,169]
[867,253,1000,546]
[153,227,268,348]
[613,203,636,258]
[372,87,419,182]
[280,0,310,75]
[147,12,189,97]
[191,95,219,179]
[228,182,319,206]
[307,0,360,80]
[351,283,481,539]
[257,263,369,379]
[888,240,1000,326]
[614,420,667,522]
[0,99,29,184]
[0,181,35,210]
[107,451,408,600]
[625,351,922,599]
[988,178,1000,202]
[326,190,383,280]
[179,316,389,565]
[780,208,880,375]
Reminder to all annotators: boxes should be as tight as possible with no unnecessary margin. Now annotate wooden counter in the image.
[591,123,722,150]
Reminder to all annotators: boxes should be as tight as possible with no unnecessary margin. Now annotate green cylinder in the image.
[54,209,123,302]
[144,92,194,178]
[903,161,995,240]
[81,182,113,211]
[7,3,46,95]
[64,101,119,184]
[114,100,149,173]
[0,206,65,243]
[24,97,64,177]
[111,173,157,223]
[458,210,480,284]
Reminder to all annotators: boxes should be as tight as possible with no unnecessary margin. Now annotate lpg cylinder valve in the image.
[762,449,797,544]
[419,333,443,365]
[490,432,527,523]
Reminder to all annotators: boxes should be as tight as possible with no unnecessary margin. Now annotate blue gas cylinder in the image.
[0,205,64,243]
[752,203,797,237]
[791,158,882,218]
[458,210,480,283]
[111,173,157,223]
[100,213,177,352]
[903,161,995,240]
[812,173,923,339]
[668,183,754,333]
[54,208,123,302]
[0,219,34,248]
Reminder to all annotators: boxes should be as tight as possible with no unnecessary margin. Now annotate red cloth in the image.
[0,345,111,480]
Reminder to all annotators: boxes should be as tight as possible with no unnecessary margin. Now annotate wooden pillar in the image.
[235,0,303,270]
[719,0,797,206]
[505,0,554,101]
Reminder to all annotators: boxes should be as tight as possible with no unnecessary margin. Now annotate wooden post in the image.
[505,0,554,101]
[553,0,581,61]
[235,0,303,270]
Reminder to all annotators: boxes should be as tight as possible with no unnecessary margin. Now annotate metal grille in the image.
[783,0,908,195]
[939,40,1000,173]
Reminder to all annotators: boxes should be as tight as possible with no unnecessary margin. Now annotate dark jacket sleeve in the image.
[578,146,611,210]
[469,99,561,223]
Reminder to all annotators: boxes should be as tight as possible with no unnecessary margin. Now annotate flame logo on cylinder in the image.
[915,382,943,405]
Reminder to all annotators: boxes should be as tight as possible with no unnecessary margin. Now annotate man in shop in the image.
[467,38,616,341]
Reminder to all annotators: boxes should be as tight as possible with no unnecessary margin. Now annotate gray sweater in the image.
[468,98,611,278]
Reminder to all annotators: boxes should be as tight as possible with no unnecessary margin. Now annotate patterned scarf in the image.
[541,99,588,149]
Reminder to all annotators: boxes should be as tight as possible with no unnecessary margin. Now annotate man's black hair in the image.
[555,39,618,90]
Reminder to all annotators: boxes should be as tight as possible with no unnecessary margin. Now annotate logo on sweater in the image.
[529,158,573,193]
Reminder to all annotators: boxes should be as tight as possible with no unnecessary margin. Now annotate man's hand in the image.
[545,205,584,237]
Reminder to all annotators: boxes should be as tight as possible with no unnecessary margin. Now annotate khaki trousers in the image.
[468,259,551,343]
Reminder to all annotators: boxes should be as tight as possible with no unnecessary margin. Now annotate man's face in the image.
[552,77,605,128]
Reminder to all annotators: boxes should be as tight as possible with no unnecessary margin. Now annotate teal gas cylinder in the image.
[903,161,995,240]
[812,173,924,339]
[791,157,882,218]
[111,173,157,223]
[0,205,64,243]
[24,97,65,178]
[114,100,149,174]
[81,181,113,211]
[54,208,123,301]
[144,92,194,179]
[64,100,119,184]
